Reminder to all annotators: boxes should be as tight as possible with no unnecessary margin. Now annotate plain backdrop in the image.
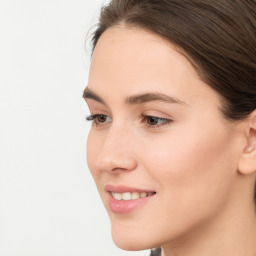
[0,1,149,255]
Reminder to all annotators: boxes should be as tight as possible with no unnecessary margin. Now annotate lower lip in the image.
[109,194,155,214]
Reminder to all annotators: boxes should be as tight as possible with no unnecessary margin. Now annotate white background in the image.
[0,1,149,255]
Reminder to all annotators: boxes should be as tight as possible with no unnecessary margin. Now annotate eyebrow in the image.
[83,87,105,104]
[83,87,186,106]
[125,92,186,105]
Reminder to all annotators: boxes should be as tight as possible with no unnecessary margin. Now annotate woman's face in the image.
[85,27,244,250]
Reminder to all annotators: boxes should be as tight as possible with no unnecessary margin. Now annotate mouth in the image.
[105,185,156,214]
[111,191,156,201]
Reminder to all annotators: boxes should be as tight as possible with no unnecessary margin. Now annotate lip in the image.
[105,184,156,214]
[105,184,155,193]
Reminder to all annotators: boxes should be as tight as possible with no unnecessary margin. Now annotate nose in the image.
[95,126,137,174]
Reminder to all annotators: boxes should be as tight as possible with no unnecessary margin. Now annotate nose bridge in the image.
[96,122,137,173]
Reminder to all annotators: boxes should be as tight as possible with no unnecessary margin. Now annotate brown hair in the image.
[89,0,256,203]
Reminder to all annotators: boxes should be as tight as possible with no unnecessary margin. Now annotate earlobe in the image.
[244,145,254,153]
[238,112,256,175]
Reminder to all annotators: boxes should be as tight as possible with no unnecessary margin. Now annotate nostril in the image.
[93,129,138,173]
[96,154,137,173]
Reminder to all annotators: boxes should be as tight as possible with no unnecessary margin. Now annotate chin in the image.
[112,234,151,251]
[110,222,161,251]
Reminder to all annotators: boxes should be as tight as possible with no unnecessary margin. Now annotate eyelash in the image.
[86,114,111,126]
[141,114,172,128]
[86,114,173,129]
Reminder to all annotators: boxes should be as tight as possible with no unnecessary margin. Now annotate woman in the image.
[83,1,256,255]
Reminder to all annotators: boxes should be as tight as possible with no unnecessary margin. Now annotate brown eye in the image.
[86,114,112,126]
[142,115,173,129]
[96,115,107,123]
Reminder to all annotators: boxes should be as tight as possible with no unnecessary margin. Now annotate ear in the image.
[238,110,256,175]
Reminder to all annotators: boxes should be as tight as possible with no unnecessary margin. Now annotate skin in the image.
[85,26,256,256]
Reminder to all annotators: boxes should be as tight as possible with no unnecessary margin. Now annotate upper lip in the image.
[105,184,156,193]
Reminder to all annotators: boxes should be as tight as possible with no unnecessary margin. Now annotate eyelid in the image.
[142,110,174,120]
[141,114,173,129]
[86,113,111,121]
[86,111,174,130]
[86,113,112,129]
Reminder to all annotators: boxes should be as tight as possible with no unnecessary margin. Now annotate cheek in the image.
[86,131,100,179]
[86,131,108,205]
[140,126,237,211]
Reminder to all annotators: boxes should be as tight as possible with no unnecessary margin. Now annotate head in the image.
[84,0,256,251]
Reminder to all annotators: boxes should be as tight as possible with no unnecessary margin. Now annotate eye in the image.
[86,114,112,127]
[142,115,172,128]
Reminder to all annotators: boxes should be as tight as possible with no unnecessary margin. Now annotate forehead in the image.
[90,26,196,77]
[88,26,220,108]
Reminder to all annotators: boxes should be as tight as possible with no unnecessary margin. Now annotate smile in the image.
[111,191,155,201]
[105,185,156,213]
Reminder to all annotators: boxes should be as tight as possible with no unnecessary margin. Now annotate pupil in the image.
[98,115,106,122]
[148,116,158,125]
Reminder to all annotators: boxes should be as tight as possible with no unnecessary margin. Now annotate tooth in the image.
[112,191,152,200]
[113,192,122,200]
[122,192,132,200]
[140,192,147,198]
[131,192,140,199]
